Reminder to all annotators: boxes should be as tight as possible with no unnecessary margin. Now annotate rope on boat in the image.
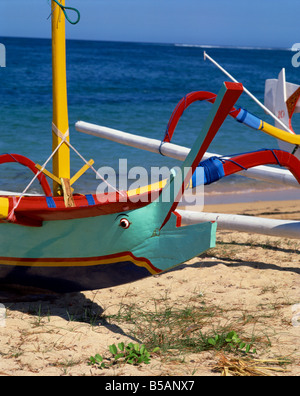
[54,126,126,197]
[51,0,81,25]
[50,124,125,197]
[6,124,125,222]
[6,138,66,222]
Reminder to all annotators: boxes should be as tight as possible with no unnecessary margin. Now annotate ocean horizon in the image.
[1,35,293,50]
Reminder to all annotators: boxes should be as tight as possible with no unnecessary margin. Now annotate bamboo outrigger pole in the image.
[51,0,70,196]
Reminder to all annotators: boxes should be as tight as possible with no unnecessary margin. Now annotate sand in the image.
[0,199,300,376]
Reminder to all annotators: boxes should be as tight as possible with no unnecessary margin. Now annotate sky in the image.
[0,0,299,48]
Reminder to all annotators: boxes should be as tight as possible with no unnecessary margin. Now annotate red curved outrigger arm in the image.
[0,153,53,196]
[163,91,240,143]
[196,149,300,189]
[221,149,300,184]
[165,92,300,188]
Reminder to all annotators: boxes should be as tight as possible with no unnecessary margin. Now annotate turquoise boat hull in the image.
[0,206,216,292]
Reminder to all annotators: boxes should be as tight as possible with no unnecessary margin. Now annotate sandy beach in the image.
[0,198,300,376]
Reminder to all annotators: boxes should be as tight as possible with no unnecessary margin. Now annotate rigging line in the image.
[7,139,65,220]
[51,123,125,197]
[222,158,248,171]
[269,149,281,167]
[66,139,127,197]
[203,51,293,134]
[51,0,81,25]
[47,2,57,20]
[292,145,299,155]
[7,130,125,222]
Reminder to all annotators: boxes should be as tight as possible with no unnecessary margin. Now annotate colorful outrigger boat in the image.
[0,1,244,293]
[1,2,300,293]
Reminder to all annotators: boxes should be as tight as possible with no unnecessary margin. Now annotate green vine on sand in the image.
[89,342,160,369]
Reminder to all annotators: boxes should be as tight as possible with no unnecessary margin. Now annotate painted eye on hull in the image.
[119,218,131,229]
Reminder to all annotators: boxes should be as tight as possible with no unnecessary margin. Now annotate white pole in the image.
[75,122,189,161]
[178,210,300,240]
[75,121,299,187]
[203,51,293,133]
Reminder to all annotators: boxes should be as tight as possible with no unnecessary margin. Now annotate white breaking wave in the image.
[174,43,288,51]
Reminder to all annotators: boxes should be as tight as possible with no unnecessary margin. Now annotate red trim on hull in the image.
[0,190,161,226]
[0,250,160,273]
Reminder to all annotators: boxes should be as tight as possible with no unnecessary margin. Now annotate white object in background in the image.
[264,68,300,158]
[0,304,6,328]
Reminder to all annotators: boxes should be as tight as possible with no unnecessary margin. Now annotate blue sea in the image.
[1,37,300,201]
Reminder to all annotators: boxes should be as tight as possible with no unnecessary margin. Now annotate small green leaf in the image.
[88,356,96,365]
[118,342,125,351]
[239,342,246,349]
[226,331,235,340]
[126,342,134,351]
[114,353,125,360]
[89,354,105,367]
[140,344,145,354]
[109,344,118,355]
[95,354,103,362]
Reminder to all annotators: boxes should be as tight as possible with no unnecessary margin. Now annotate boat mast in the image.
[51,0,70,196]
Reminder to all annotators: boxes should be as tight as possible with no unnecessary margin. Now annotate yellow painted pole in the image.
[51,0,70,196]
